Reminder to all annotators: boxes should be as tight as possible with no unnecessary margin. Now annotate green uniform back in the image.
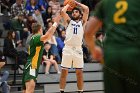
[94,0,140,48]
[22,34,44,89]
[94,1,140,93]
[27,34,44,71]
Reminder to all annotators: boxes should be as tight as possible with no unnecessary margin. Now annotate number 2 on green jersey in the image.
[113,1,128,24]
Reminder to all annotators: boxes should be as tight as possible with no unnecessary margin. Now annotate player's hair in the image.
[32,23,42,34]
[72,7,82,15]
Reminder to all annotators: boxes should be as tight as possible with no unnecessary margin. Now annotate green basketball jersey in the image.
[94,0,140,48]
[27,34,44,70]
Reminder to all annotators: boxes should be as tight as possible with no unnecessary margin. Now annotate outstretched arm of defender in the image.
[40,15,61,42]
[75,1,89,24]
[60,4,71,23]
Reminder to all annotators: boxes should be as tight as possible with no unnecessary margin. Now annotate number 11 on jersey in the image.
[74,27,78,34]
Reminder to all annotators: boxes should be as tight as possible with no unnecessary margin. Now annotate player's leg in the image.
[76,69,84,93]
[25,79,35,93]
[60,47,72,92]
[22,62,37,93]
[73,48,84,92]
[59,68,68,93]
[22,65,27,93]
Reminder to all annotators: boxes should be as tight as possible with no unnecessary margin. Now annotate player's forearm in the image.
[41,23,58,42]
[75,1,89,13]
[85,29,96,56]
[85,17,102,55]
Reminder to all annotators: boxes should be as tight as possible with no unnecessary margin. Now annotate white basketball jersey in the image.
[64,20,84,46]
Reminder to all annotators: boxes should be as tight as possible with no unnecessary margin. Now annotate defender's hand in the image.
[92,46,103,62]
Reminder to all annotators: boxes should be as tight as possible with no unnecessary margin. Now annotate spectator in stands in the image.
[25,0,39,14]
[38,0,49,24]
[43,42,61,74]
[26,13,37,33]
[24,0,29,6]
[48,35,61,63]
[3,31,22,59]
[38,0,49,12]
[1,0,12,15]
[0,62,10,93]
[11,0,26,18]
[32,9,45,30]
[11,13,30,41]
[56,30,65,58]
[10,0,16,5]
[3,31,28,66]
[44,6,53,25]
[49,0,60,18]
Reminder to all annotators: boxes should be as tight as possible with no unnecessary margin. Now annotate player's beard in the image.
[71,15,81,20]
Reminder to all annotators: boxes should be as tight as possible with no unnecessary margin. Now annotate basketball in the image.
[63,0,76,11]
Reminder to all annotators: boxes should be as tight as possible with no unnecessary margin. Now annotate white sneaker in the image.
[45,72,49,75]
[57,71,61,74]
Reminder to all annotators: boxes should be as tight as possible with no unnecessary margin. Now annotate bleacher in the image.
[8,63,104,93]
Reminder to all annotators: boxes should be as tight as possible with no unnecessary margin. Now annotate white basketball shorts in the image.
[61,45,84,68]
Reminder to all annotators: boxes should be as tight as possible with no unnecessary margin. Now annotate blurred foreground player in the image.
[85,0,140,93]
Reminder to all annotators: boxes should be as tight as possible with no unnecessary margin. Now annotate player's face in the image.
[72,10,81,20]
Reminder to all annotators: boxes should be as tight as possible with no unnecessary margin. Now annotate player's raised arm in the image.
[85,17,102,60]
[40,15,61,42]
[75,1,89,24]
[60,4,71,24]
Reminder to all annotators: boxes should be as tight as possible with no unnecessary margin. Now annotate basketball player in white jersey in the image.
[59,1,89,93]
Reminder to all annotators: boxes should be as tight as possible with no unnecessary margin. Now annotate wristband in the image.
[52,22,58,28]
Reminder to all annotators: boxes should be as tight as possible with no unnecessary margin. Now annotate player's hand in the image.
[92,46,103,63]
[74,0,80,5]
